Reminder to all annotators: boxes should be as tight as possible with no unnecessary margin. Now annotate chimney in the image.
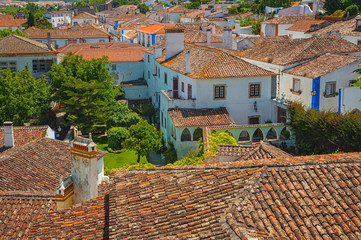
[137,22,140,29]
[222,28,232,49]
[4,121,14,148]
[47,32,52,50]
[235,20,240,36]
[206,28,211,45]
[165,28,184,60]
[70,134,99,204]
[185,50,191,74]
[205,8,211,17]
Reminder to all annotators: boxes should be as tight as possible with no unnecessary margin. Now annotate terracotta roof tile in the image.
[165,5,191,13]
[71,12,98,19]
[176,22,224,35]
[137,23,176,34]
[0,14,18,27]
[262,14,315,25]
[286,19,329,32]
[239,35,361,66]
[158,44,275,79]
[312,15,361,37]
[123,29,137,40]
[180,9,205,19]
[284,54,361,78]
[184,29,222,43]
[0,34,57,56]
[24,25,111,38]
[59,42,146,62]
[169,107,235,127]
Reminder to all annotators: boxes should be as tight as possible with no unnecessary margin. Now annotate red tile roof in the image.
[137,23,176,34]
[29,152,361,239]
[158,43,275,79]
[0,125,49,155]
[312,15,361,37]
[24,25,111,38]
[0,14,18,27]
[262,14,315,25]
[71,12,98,19]
[59,42,146,62]
[286,19,328,32]
[165,5,191,13]
[284,54,361,78]
[239,35,361,66]
[169,107,235,127]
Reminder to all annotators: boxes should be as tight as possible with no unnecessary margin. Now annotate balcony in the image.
[161,90,196,109]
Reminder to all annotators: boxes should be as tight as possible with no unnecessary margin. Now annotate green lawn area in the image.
[93,135,147,169]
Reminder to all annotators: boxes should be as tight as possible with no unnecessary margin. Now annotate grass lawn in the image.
[93,135,147,169]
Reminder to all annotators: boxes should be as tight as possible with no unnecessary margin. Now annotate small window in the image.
[148,71,150,79]
[112,64,116,71]
[249,83,261,98]
[164,72,167,85]
[325,82,336,96]
[181,82,184,92]
[214,85,225,99]
[293,78,300,92]
[248,116,260,124]
[147,55,150,62]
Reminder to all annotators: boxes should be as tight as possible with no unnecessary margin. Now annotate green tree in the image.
[124,119,163,163]
[324,0,342,14]
[0,29,27,39]
[107,127,128,150]
[228,7,239,14]
[0,67,51,126]
[27,12,35,27]
[50,53,117,132]
[344,4,359,17]
[185,2,200,9]
[251,17,265,34]
[137,3,149,14]
[206,132,237,156]
[107,102,140,129]
[35,16,53,29]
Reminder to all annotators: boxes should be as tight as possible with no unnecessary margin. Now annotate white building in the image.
[71,12,99,26]
[44,11,73,28]
[0,35,61,78]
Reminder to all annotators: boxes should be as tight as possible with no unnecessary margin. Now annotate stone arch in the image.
[266,128,278,140]
[193,127,203,141]
[238,130,250,142]
[252,128,264,142]
[280,127,290,140]
[181,128,191,141]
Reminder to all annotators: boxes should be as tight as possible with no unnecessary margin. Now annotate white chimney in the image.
[137,22,140,29]
[206,28,211,45]
[235,20,240,36]
[222,28,232,49]
[185,50,191,74]
[165,28,185,60]
[4,121,14,148]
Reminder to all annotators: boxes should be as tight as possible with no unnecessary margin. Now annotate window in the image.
[249,83,261,98]
[147,55,150,62]
[181,82,184,92]
[248,116,260,124]
[112,64,116,71]
[214,85,225,99]
[0,61,16,72]
[292,78,300,92]
[148,71,150,79]
[32,60,53,73]
[325,82,336,96]
[164,72,167,85]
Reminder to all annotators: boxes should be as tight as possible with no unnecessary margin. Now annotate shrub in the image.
[344,4,359,17]
[206,132,237,156]
[168,151,205,166]
[104,163,156,175]
[107,127,128,150]
[164,142,177,164]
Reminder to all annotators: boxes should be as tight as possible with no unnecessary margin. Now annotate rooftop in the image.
[24,25,111,38]
[0,34,57,56]
[71,12,98,19]
[29,152,361,239]
[262,14,315,25]
[158,43,275,79]
[284,54,361,78]
[239,35,361,66]
[168,107,235,127]
[286,19,329,32]
[137,23,176,34]
[165,5,191,13]
[311,15,361,37]
[59,42,146,62]
[0,14,23,27]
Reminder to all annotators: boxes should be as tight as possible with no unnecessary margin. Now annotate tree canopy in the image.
[0,67,51,126]
[124,119,163,162]
[0,29,28,39]
[50,53,117,132]
[206,132,237,156]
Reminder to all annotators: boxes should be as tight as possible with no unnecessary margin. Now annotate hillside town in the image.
[1,0,361,238]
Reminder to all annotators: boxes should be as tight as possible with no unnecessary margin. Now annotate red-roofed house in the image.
[0,14,25,30]
[137,23,176,47]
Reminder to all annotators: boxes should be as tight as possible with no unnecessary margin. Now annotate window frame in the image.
[214,85,226,100]
[164,72,167,85]
[325,81,336,97]
[249,83,261,98]
[292,78,300,92]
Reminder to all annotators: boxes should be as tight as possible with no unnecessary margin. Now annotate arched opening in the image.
[266,128,278,140]
[193,127,203,141]
[280,127,290,140]
[252,128,264,142]
[238,130,250,142]
[181,128,191,141]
